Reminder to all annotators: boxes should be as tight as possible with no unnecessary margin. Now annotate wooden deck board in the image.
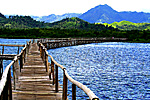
[13,43,62,100]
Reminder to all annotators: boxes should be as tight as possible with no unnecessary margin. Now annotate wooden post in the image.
[13,61,16,90]
[24,49,26,63]
[2,46,4,54]
[17,46,20,54]
[72,84,76,100]
[52,62,55,85]
[20,54,23,72]
[63,69,68,100]
[15,58,19,82]
[49,60,54,80]
[8,68,12,100]
[0,59,3,80]
[33,39,35,43]
[39,44,42,57]
[45,54,49,72]
[42,47,44,61]
[3,80,8,100]
[26,44,29,54]
[55,65,58,92]
[27,44,29,54]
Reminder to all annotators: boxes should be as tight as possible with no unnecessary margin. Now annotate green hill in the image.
[0,15,46,29]
[0,13,115,31]
[102,21,150,30]
[49,17,115,31]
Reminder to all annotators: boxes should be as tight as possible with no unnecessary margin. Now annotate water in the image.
[48,42,150,100]
[0,38,30,72]
[1,39,150,99]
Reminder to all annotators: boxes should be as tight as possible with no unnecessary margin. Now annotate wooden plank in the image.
[12,43,63,100]
[0,44,25,47]
[0,54,17,60]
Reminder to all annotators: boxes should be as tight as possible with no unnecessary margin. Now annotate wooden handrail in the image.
[0,40,31,100]
[49,55,65,70]
[0,57,15,93]
[38,42,99,100]
[64,69,98,100]
[0,44,25,47]
[0,56,17,99]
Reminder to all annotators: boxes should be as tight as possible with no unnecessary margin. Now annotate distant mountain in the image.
[0,13,115,31]
[32,13,82,23]
[79,4,150,23]
[79,4,121,23]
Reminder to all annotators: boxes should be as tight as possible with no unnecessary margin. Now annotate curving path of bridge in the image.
[12,43,62,100]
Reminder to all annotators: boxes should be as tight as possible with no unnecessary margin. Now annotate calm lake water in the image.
[1,39,150,99]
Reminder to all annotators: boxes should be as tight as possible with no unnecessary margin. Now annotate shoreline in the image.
[0,38,150,43]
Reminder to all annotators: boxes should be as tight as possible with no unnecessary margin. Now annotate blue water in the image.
[1,39,150,99]
[0,38,30,71]
[48,42,150,100]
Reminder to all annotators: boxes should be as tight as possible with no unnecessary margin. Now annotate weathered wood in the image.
[17,46,20,54]
[0,59,3,80]
[39,42,99,100]
[13,62,16,90]
[2,46,4,54]
[72,84,76,100]
[0,54,17,60]
[64,69,99,100]
[0,41,31,100]
[8,69,12,100]
[49,55,65,70]
[0,57,15,100]
[0,60,15,94]
[55,65,58,93]
[12,43,62,100]
[1,40,99,100]
[52,61,55,85]
[0,44,25,47]
[38,38,128,49]
[63,69,68,100]
[19,53,23,72]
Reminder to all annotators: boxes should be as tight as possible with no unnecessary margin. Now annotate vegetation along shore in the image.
[0,13,150,43]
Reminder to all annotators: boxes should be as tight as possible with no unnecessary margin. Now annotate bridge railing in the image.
[38,42,99,100]
[38,38,128,49]
[0,41,31,100]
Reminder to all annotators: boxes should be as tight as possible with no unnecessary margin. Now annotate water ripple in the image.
[49,42,150,99]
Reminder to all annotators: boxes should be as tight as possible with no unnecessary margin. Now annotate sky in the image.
[0,0,150,16]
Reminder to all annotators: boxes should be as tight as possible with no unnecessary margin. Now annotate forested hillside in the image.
[0,14,115,31]
[0,15,46,28]
[102,21,150,30]
[49,17,115,31]
[0,13,150,42]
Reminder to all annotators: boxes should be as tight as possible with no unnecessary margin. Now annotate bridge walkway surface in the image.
[12,43,62,100]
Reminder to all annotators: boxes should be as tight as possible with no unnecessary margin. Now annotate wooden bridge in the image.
[0,40,99,100]
[38,38,128,49]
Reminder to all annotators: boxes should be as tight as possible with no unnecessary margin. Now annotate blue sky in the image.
[0,0,150,16]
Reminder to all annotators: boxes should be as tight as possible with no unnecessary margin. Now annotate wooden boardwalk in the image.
[12,43,62,100]
[38,38,128,49]
[1,40,99,100]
